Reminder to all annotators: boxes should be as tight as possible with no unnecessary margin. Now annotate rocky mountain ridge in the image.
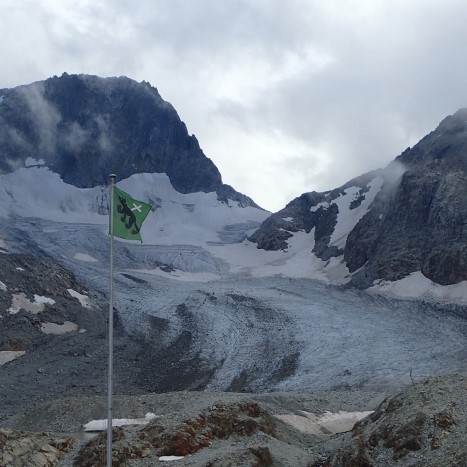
[250,109,467,289]
[2,73,466,291]
[0,73,259,208]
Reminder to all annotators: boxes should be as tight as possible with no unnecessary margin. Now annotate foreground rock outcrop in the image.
[318,373,467,466]
[0,428,75,466]
[73,402,279,466]
[2,374,467,466]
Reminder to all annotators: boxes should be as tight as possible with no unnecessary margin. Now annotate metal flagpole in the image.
[107,174,116,467]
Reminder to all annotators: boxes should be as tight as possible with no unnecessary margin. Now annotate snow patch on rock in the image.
[310,177,384,250]
[83,413,157,432]
[368,271,467,303]
[41,321,79,334]
[67,289,91,308]
[329,177,383,249]
[0,350,26,366]
[34,295,56,306]
[275,410,373,436]
[8,293,55,314]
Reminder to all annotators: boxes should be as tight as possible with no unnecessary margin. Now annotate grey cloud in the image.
[212,0,467,195]
[59,114,115,155]
[18,83,61,155]
[62,122,90,150]
[95,115,114,153]
[2,0,467,210]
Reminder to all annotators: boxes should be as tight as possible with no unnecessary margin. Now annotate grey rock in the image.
[321,373,467,467]
[346,109,467,287]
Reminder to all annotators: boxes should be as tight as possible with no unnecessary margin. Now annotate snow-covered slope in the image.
[2,166,467,303]
[0,166,353,282]
[0,166,267,245]
[0,165,370,285]
[248,172,387,284]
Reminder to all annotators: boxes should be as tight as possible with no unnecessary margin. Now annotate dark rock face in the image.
[397,108,467,173]
[251,109,467,287]
[0,252,142,421]
[0,73,259,207]
[312,203,342,261]
[216,183,262,209]
[249,171,380,256]
[346,109,467,288]
[0,253,90,351]
[249,191,326,251]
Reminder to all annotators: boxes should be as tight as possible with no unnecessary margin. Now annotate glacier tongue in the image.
[8,213,467,393]
[1,166,467,395]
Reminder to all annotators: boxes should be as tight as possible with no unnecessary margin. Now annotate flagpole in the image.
[107,173,116,467]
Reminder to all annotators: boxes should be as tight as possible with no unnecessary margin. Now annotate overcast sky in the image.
[1,0,467,211]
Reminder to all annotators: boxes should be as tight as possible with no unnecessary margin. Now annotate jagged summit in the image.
[0,73,259,208]
[396,107,467,171]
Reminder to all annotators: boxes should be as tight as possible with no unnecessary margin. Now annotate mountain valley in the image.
[0,74,466,466]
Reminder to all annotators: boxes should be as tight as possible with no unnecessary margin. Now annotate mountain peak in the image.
[0,73,259,208]
[396,108,467,171]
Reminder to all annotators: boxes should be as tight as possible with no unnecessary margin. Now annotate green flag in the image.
[111,186,152,242]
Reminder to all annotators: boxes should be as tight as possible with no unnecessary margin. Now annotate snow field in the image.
[275,410,374,436]
[0,351,26,366]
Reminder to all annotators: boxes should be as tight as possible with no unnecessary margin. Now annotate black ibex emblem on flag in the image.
[117,196,141,234]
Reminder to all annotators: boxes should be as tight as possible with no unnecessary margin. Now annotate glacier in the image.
[0,166,466,394]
